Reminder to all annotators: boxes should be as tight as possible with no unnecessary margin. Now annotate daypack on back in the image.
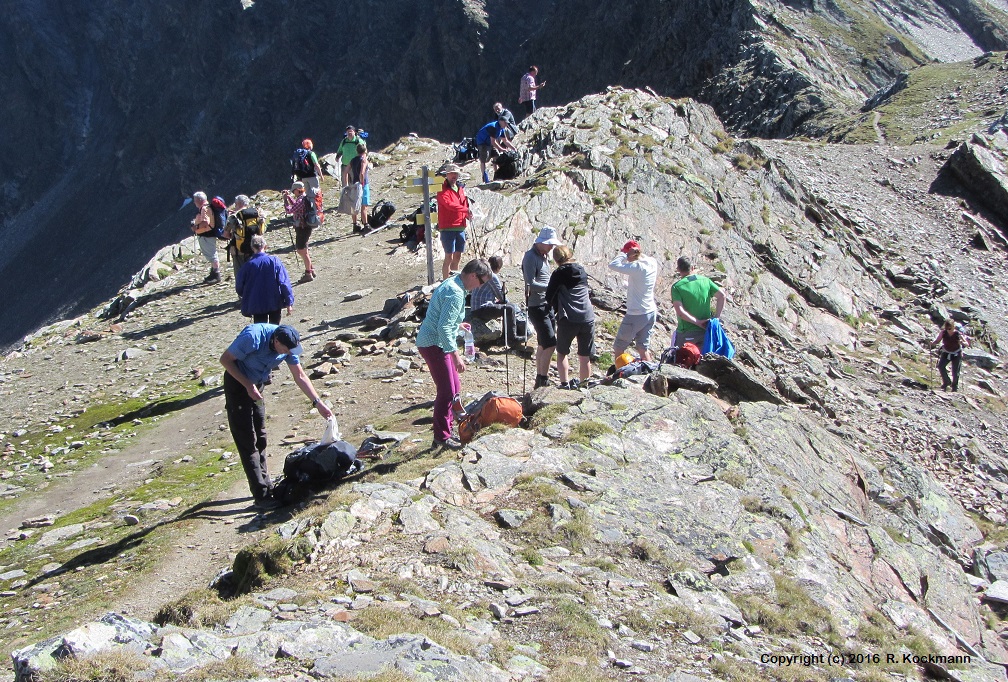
[209,196,228,240]
[291,148,314,178]
[458,390,524,444]
[368,200,396,228]
[233,207,263,256]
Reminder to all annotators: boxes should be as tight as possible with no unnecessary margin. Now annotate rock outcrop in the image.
[946,130,1008,227]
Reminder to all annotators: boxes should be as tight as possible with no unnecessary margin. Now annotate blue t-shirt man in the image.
[475,121,506,146]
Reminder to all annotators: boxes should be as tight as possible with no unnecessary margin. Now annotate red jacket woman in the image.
[436,165,470,279]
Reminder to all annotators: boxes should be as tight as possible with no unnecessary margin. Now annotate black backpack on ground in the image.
[368,201,396,228]
[291,148,314,178]
[275,440,362,505]
[454,138,478,163]
[494,150,521,180]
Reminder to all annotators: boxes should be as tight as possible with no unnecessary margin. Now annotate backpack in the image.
[291,148,314,178]
[454,138,479,163]
[494,150,521,180]
[368,201,396,228]
[675,343,702,368]
[277,440,361,504]
[209,196,228,240]
[306,189,324,227]
[233,207,262,256]
[458,390,524,444]
[399,223,420,245]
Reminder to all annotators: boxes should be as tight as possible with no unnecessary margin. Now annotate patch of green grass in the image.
[528,403,570,430]
[521,547,544,565]
[718,469,747,489]
[175,655,263,681]
[153,589,252,628]
[39,650,149,682]
[599,318,620,336]
[231,534,308,595]
[353,604,477,657]
[543,598,608,656]
[596,351,614,371]
[565,420,614,446]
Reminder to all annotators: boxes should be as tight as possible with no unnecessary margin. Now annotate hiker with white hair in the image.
[224,194,263,279]
[190,191,221,284]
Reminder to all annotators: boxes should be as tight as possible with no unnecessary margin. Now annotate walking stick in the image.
[929,347,935,389]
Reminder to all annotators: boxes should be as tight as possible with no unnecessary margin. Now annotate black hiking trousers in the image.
[224,371,273,499]
[938,350,962,390]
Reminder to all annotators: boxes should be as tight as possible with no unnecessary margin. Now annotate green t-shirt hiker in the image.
[671,256,725,346]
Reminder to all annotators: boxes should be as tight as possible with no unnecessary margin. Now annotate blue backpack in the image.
[208,196,228,240]
[291,148,314,178]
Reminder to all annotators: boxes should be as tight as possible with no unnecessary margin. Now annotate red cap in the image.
[621,240,640,254]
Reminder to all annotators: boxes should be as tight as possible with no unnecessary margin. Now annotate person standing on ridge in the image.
[522,226,563,389]
[545,246,596,390]
[931,318,969,391]
[608,240,659,361]
[436,163,470,280]
[671,256,725,347]
[291,139,323,203]
[220,323,333,508]
[190,191,221,284]
[283,182,316,283]
[339,126,364,188]
[518,65,545,120]
[349,142,370,233]
[236,235,294,325]
[475,117,515,184]
[416,259,492,450]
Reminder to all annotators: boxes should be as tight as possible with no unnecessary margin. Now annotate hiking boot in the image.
[560,379,581,390]
[252,496,281,511]
[433,436,463,450]
[533,374,549,389]
[204,270,221,284]
[482,171,490,184]
[297,271,315,284]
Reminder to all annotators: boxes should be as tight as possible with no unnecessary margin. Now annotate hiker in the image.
[291,138,323,202]
[545,246,596,390]
[518,65,545,119]
[932,319,969,391]
[220,323,333,508]
[608,240,659,361]
[190,191,221,284]
[475,117,516,184]
[224,195,262,279]
[493,102,518,139]
[523,226,563,389]
[339,126,364,187]
[436,163,470,280]
[671,256,725,347]
[236,235,294,325]
[416,259,493,450]
[470,255,522,350]
[282,181,316,283]
[349,143,370,232]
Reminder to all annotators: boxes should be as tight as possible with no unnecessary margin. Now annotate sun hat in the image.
[533,226,563,246]
[443,163,462,174]
[621,240,640,254]
[273,325,303,356]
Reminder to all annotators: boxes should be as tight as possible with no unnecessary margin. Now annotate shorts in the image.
[673,328,704,347]
[361,183,370,207]
[557,320,596,358]
[294,223,313,250]
[527,305,557,349]
[439,229,466,254]
[614,312,657,353]
[197,234,219,264]
[478,143,495,164]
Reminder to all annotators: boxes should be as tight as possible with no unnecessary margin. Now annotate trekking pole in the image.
[522,303,529,395]
[503,307,510,395]
[929,347,935,389]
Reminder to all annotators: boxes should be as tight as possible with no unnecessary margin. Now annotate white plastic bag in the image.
[319,416,341,445]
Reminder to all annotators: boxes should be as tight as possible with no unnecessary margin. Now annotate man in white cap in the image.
[220,323,333,508]
[522,226,564,388]
[608,240,659,361]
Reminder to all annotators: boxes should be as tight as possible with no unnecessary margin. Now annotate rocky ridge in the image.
[2,87,1008,680]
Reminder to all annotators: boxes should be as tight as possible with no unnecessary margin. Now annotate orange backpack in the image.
[458,391,524,444]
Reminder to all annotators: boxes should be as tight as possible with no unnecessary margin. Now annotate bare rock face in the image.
[945,131,1008,227]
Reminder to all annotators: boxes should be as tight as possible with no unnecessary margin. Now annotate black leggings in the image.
[938,351,962,390]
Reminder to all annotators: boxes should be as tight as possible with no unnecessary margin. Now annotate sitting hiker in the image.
[932,318,969,391]
[236,235,294,325]
[469,255,521,350]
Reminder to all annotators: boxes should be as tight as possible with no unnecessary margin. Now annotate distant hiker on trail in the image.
[339,126,365,188]
[220,323,333,508]
[436,163,470,280]
[190,191,221,284]
[519,65,545,119]
[493,102,518,139]
[546,246,596,390]
[290,139,323,202]
[475,117,516,184]
[609,240,659,362]
[349,143,370,233]
[236,235,294,325]
[932,318,969,391]
[283,182,316,283]
[522,226,564,389]
[416,259,492,450]
[470,255,522,350]
[671,256,725,347]
[224,194,263,279]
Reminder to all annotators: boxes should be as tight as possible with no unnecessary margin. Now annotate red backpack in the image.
[675,343,701,368]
